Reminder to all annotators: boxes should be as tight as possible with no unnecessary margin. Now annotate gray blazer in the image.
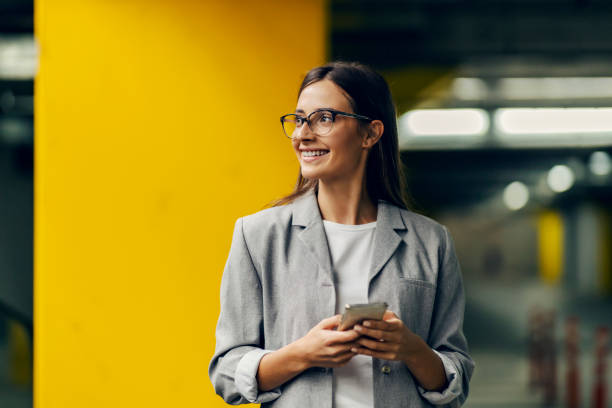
[209,190,474,407]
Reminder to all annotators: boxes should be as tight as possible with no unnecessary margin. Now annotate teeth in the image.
[302,150,328,157]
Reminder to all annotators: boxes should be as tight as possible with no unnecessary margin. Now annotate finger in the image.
[325,329,360,345]
[327,342,358,357]
[361,319,393,330]
[350,346,396,361]
[319,354,356,368]
[356,337,396,351]
[324,351,356,367]
[332,350,356,363]
[318,314,342,329]
[383,310,398,321]
[354,324,391,341]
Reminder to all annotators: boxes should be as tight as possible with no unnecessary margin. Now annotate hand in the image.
[295,314,361,369]
[351,310,424,364]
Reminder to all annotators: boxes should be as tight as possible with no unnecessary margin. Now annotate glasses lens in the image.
[310,111,333,135]
[281,115,299,138]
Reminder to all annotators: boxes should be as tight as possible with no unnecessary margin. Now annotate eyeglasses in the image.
[280,108,372,139]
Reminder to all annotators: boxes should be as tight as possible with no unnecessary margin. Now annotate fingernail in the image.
[354,325,362,331]
[351,348,357,353]
[363,321,371,327]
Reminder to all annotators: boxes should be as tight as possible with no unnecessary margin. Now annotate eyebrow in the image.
[294,107,336,114]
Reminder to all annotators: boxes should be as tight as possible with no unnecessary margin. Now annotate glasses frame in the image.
[280,108,373,139]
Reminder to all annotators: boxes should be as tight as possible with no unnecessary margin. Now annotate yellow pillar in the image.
[8,321,32,386]
[34,1,325,407]
[538,210,564,285]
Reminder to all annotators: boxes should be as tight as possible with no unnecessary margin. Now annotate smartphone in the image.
[338,302,388,331]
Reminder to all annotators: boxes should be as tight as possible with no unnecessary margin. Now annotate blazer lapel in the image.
[369,200,407,284]
[291,191,407,286]
[291,191,334,284]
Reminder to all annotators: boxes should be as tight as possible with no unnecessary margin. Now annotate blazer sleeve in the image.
[418,226,475,407]
[208,217,282,405]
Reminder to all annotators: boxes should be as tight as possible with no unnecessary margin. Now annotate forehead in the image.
[296,79,352,113]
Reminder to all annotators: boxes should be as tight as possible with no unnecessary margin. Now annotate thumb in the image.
[383,310,398,321]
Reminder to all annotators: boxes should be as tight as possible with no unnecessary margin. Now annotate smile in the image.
[301,150,329,157]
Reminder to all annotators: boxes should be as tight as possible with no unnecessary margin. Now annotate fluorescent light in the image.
[451,78,488,101]
[498,77,612,100]
[399,109,489,137]
[495,108,612,135]
[588,151,612,176]
[547,165,575,193]
[503,181,529,210]
[451,77,612,101]
[0,36,37,79]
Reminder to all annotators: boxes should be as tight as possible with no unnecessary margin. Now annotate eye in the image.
[318,112,333,123]
[294,116,306,126]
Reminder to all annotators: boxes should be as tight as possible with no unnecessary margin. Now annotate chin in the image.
[300,158,335,180]
[300,170,319,180]
[300,166,324,180]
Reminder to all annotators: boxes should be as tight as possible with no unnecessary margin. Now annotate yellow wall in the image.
[34,1,325,406]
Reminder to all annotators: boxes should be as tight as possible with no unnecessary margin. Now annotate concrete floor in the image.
[464,280,612,408]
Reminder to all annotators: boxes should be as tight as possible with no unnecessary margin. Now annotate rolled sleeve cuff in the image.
[418,350,462,406]
[235,349,282,404]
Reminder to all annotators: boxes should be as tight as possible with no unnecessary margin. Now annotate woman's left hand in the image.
[351,310,424,363]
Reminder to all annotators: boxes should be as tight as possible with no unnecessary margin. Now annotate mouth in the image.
[300,149,330,163]
[301,150,330,158]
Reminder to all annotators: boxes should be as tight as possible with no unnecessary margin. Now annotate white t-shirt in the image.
[322,219,377,408]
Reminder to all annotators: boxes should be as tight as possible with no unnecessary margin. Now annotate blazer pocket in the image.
[396,278,436,338]
[398,277,436,290]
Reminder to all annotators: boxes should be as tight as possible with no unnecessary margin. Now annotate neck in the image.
[317,177,377,225]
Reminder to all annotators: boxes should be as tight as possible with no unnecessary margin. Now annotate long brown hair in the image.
[271,61,410,209]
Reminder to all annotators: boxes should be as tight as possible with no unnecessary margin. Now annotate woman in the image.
[209,62,474,407]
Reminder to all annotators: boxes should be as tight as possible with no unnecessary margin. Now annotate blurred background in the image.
[0,0,34,406]
[1,0,611,407]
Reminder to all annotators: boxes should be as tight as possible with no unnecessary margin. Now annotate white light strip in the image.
[495,108,612,135]
[451,77,612,101]
[451,78,488,101]
[499,77,612,100]
[399,109,489,137]
[0,36,38,80]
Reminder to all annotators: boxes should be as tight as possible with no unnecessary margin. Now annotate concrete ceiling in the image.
[331,0,612,69]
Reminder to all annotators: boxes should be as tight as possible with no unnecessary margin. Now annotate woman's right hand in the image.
[257,314,361,391]
[295,314,361,369]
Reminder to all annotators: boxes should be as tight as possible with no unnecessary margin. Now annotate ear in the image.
[362,120,384,149]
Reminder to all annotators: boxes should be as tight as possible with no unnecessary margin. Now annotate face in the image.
[292,79,370,183]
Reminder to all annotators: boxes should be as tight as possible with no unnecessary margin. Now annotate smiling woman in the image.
[209,62,474,407]
[274,63,408,213]
[292,80,377,190]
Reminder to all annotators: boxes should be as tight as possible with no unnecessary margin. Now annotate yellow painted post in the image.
[8,321,32,386]
[34,1,325,407]
[538,210,564,285]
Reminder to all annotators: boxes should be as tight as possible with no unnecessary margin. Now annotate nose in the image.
[293,122,315,141]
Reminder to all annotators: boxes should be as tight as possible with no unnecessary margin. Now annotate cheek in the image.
[330,137,363,163]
